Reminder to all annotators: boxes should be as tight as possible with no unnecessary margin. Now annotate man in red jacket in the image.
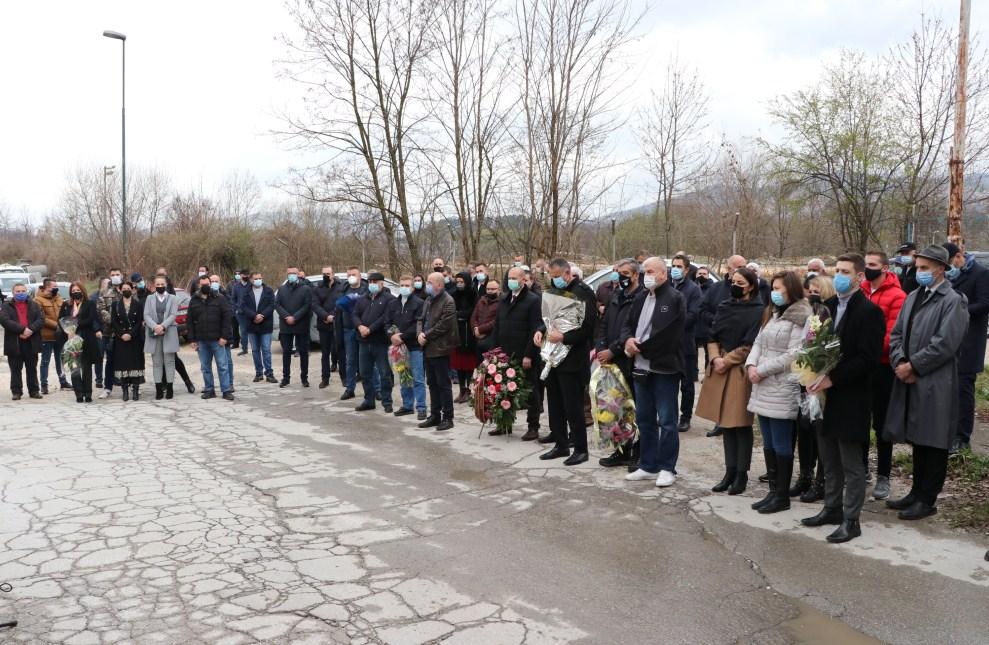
[861,251,907,500]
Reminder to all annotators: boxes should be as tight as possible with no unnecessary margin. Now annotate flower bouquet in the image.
[387,326,414,388]
[59,317,84,378]
[470,348,532,437]
[791,315,841,421]
[589,364,638,450]
[539,291,585,380]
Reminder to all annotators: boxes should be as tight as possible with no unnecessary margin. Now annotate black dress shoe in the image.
[436,419,454,431]
[185,381,196,394]
[488,427,511,436]
[383,405,393,414]
[886,493,917,511]
[222,392,235,401]
[84,395,92,403]
[29,392,43,399]
[520,428,539,441]
[826,519,861,543]
[280,380,290,388]
[539,446,570,460]
[898,501,937,520]
[253,375,263,383]
[801,506,843,527]
[418,416,440,429]
[394,407,414,417]
[800,480,825,503]
[41,385,49,395]
[564,452,588,466]
[76,395,84,403]
[599,449,630,468]
[537,434,555,444]
[265,375,278,384]
[758,472,770,483]
[238,350,249,356]
[355,401,375,412]
[201,390,217,400]
[706,426,723,438]
[319,379,329,389]
[677,416,691,432]
[301,379,310,388]
[340,390,356,401]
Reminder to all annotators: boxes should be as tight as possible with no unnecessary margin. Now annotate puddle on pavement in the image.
[782,599,882,644]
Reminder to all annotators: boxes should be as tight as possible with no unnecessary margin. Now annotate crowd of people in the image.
[1,242,986,545]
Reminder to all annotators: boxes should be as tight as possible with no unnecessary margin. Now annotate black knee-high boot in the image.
[730,426,753,495]
[713,429,738,492]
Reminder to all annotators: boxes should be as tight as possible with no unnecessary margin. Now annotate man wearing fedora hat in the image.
[883,245,969,520]
[943,241,989,452]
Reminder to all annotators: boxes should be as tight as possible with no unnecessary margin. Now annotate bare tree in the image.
[639,56,710,257]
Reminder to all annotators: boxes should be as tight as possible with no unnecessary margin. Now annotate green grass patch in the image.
[948,448,989,483]
[945,501,989,530]
[893,451,913,475]
[976,366,989,412]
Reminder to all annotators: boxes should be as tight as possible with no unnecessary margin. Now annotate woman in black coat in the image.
[58,282,102,402]
[450,271,477,402]
[110,281,146,401]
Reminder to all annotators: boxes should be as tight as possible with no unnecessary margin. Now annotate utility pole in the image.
[610,217,616,263]
[948,0,971,244]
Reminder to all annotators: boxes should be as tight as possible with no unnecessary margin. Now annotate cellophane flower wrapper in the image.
[59,315,84,377]
[589,364,638,450]
[387,326,414,388]
[469,348,532,434]
[791,315,841,422]
[539,292,585,380]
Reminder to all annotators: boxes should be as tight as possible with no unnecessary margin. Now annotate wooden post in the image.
[948,0,971,244]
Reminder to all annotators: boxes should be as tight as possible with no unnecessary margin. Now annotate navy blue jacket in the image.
[951,256,989,374]
[672,277,702,355]
[335,282,368,330]
[313,278,347,331]
[353,290,396,344]
[387,294,425,351]
[241,285,275,335]
[275,281,312,335]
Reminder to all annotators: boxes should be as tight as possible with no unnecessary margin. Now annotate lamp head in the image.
[102,30,127,41]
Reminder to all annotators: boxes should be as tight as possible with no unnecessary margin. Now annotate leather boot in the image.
[712,469,737,493]
[165,383,174,400]
[132,385,140,401]
[155,383,164,400]
[752,449,778,510]
[759,455,793,514]
[801,469,826,503]
[789,470,813,497]
[122,385,130,402]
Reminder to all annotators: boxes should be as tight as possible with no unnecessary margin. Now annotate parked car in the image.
[969,251,989,269]
[272,273,401,345]
[174,288,192,341]
[584,261,718,293]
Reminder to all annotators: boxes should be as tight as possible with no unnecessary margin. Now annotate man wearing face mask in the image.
[892,242,919,294]
[188,275,235,400]
[242,272,277,384]
[275,265,313,388]
[801,253,885,544]
[229,268,252,355]
[860,251,906,500]
[417,272,459,431]
[596,265,620,316]
[471,263,490,297]
[188,265,210,295]
[670,254,702,433]
[353,272,396,413]
[884,245,969,521]
[596,259,641,466]
[335,267,368,399]
[35,278,70,394]
[96,267,125,399]
[942,242,989,452]
[388,276,428,419]
[209,274,236,389]
[699,255,748,437]
[493,267,543,440]
[313,265,345,388]
[0,283,45,400]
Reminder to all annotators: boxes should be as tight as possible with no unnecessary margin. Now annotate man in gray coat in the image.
[883,245,969,521]
[417,272,458,431]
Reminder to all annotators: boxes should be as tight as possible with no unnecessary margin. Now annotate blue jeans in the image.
[103,337,116,391]
[248,332,273,376]
[758,415,795,457]
[237,314,251,352]
[225,344,234,381]
[400,349,427,412]
[343,329,359,392]
[40,341,65,386]
[196,341,233,393]
[634,372,680,474]
[359,342,393,406]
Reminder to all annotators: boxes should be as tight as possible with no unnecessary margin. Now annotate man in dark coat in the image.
[493,267,543,440]
[187,275,235,400]
[535,258,598,466]
[242,271,277,383]
[353,272,396,413]
[229,268,252,355]
[671,254,702,432]
[0,283,44,400]
[595,259,641,467]
[335,267,368,399]
[417,272,459,431]
[884,245,969,520]
[274,265,313,388]
[944,242,989,451]
[893,242,919,294]
[801,253,885,544]
[313,265,346,388]
[389,276,428,420]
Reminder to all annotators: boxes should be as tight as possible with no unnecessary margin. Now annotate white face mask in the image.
[643,275,657,290]
[348,275,359,286]
[110,275,122,286]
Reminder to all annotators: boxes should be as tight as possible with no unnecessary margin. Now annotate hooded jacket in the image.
[34,289,65,343]
[746,299,813,420]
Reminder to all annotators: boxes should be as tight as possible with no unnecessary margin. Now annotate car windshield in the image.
[0,276,28,292]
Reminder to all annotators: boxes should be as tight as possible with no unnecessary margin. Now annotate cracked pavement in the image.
[0,347,987,644]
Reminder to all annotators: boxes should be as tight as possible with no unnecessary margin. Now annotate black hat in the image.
[367,272,385,282]
[942,242,961,259]
[915,244,950,267]
[238,267,250,275]
[130,272,142,282]
[896,241,917,254]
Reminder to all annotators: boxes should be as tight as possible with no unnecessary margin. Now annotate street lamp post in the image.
[103,30,127,266]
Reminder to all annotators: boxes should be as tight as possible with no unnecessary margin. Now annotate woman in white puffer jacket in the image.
[745,271,812,515]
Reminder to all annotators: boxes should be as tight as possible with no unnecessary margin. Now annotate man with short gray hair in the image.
[417,272,458,431]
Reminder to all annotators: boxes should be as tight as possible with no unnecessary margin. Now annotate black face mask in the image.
[121,290,133,298]
[156,286,167,294]
[485,292,498,301]
[863,267,883,282]
[618,276,632,290]
[696,276,709,285]
[323,275,331,285]
[808,294,822,305]
[200,285,211,295]
[456,285,465,291]
[730,284,746,299]
[71,292,83,301]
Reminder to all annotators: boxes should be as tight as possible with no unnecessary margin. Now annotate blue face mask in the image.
[947,265,961,281]
[414,281,423,289]
[475,272,486,282]
[770,291,786,307]
[368,283,381,295]
[287,273,298,284]
[507,279,521,292]
[210,282,220,292]
[916,271,935,287]
[137,281,145,290]
[13,292,28,302]
[399,286,411,297]
[833,274,852,294]
[552,276,567,289]
[426,283,435,296]
[609,271,619,282]
[253,279,262,287]
[670,267,684,281]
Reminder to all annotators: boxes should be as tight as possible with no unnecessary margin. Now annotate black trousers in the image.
[72,357,94,396]
[795,412,823,479]
[910,444,949,506]
[546,368,588,452]
[865,363,894,477]
[175,355,192,386]
[279,333,310,381]
[8,348,40,395]
[318,327,336,380]
[680,350,698,419]
[525,363,542,430]
[957,371,977,444]
[425,355,454,421]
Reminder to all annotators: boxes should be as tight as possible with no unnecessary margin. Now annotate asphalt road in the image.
[0,345,985,644]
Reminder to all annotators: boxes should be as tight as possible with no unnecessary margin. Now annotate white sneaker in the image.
[625,469,657,482]
[98,390,110,400]
[656,471,676,487]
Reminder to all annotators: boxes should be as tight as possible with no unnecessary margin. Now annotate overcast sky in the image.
[0,0,982,221]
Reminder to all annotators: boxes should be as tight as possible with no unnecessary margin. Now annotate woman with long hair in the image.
[58,282,101,403]
[450,271,478,403]
[111,280,146,401]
